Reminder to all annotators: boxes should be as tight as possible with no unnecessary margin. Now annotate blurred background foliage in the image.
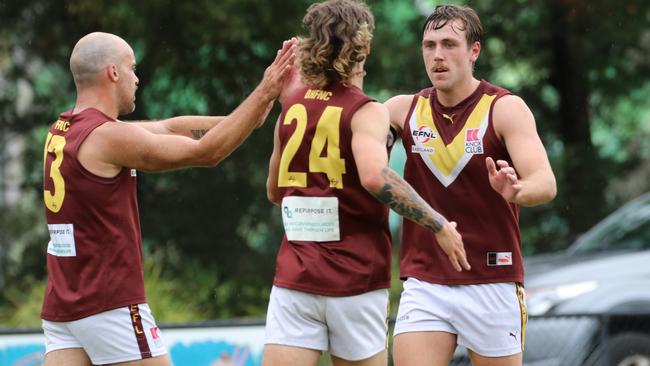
[0,0,649,327]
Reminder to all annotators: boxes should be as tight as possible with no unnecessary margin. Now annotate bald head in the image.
[70,32,132,87]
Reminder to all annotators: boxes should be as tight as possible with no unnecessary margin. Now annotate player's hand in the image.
[486,157,522,203]
[258,38,297,101]
[435,221,471,272]
[278,59,304,104]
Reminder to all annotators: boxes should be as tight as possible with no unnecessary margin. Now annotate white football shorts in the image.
[394,278,527,357]
[42,303,167,364]
[264,286,389,361]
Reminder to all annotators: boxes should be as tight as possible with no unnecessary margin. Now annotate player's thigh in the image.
[109,354,172,366]
[468,349,522,366]
[262,344,321,366]
[393,331,457,366]
[331,349,387,366]
[43,348,92,366]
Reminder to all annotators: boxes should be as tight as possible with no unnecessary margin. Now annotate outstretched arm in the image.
[351,102,470,272]
[79,39,297,176]
[131,116,226,139]
[489,95,557,206]
[129,100,274,139]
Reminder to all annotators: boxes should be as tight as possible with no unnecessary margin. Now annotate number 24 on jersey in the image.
[278,104,346,189]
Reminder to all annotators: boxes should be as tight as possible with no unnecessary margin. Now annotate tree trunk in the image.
[550,0,607,239]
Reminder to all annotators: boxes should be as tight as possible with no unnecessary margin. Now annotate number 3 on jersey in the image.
[43,132,66,212]
[278,104,345,189]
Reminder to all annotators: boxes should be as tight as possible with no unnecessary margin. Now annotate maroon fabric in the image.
[400,80,524,285]
[129,305,152,359]
[273,83,392,296]
[41,108,146,321]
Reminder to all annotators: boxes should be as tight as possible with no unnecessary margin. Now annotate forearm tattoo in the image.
[372,167,445,232]
[190,129,209,139]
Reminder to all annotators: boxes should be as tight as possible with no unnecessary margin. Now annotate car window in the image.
[570,193,650,254]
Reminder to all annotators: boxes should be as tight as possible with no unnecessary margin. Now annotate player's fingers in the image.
[280,39,294,55]
[507,173,518,182]
[273,54,296,82]
[276,45,296,69]
[496,159,510,168]
[272,41,288,63]
[450,221,457,228]
[485,157,497,175]
[500,167,516,175]
[460,253,471,271]
[449,254,462,272]
[273,40,295,66]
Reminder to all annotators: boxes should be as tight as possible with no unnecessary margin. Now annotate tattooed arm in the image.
[351,102,470,271]
[373,167,445,232]
[128,116,224,139]
[127,100,275,139]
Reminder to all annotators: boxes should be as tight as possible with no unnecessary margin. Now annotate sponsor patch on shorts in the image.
[487,252,512,266]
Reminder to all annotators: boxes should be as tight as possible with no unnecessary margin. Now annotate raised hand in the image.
[435,221,471,272]
[486,157,522,203]
[258,38,298,100]
[278,58,304,104]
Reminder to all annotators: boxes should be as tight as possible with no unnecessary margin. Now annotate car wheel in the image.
[608,333,650,366]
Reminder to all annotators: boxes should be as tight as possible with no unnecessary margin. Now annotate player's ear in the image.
[470,41,481,63]
[107,64,119,82]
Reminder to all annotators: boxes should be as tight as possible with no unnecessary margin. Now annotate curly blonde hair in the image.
[299,0,374,89]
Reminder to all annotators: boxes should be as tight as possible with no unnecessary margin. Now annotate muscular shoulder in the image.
[353,101,389,122]
[350,101,389,133]
[384,94,414,133]
[492,94,536,141]
[79,120,148,175]
[88,119,145,145]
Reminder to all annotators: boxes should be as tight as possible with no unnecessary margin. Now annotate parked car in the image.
[451,192,650,366]
[524,191,650,366]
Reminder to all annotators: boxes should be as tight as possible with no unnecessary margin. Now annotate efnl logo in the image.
[412,126,437,143]
[411,126,437,154]
[465,128,483,154]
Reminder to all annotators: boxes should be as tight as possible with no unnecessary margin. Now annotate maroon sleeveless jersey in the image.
[41,108,145,321]
[273,83,392,296]
[400,80,523,285]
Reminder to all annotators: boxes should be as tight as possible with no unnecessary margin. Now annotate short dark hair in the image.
[422,4,483,45]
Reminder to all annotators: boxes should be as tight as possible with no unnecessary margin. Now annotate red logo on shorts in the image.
[150,326,160,339]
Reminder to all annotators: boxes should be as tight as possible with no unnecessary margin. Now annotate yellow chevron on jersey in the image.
[409,93,496,187]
